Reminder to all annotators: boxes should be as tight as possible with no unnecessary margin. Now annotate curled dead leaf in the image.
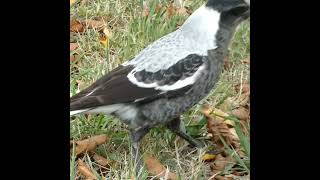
[70,19,85,33]
[210,154,234,177]
[93,153,109,167]
[203,107,239,149]
[72,135,109,155]
[78,159,97,179]
[144,153,177,180]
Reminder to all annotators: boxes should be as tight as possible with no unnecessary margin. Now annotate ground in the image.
[70,0,250,179]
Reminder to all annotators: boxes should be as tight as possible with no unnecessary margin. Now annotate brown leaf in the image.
[72,135,109,155]
[70,19,85,33]
[232,106,249,121]
[210,154,234,177]
[78,159,97,179]
[166,3,176,18]
[166,2,188,18]
[202,106,240,149]
[144,153,177,180]
[86,19,106,30]
[92,153,109,167]
[99,27,112,48]
[176,7,188,16]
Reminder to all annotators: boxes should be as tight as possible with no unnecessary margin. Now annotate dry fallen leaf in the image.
[72,135,109,155]
[86,19,106,30]
[166,3,176,18]
[202,153,216,162]
[78,159,97,179]
[232,106,249,121]
[166,2,188,18]
[144,153,177,180]
[99,27,112,48]
[92,153,109,167]
[202,106,240,149]
[70,19,85,33]
[210,154,234,177]
[176,7,188,16]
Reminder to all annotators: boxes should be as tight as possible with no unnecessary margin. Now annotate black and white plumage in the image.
[70,0,250,171]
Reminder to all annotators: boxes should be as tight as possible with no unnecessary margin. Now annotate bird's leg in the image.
[130,127,150,175]
[167,117,204,148]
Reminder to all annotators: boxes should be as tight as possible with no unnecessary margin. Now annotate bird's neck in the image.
[179,5,237,56]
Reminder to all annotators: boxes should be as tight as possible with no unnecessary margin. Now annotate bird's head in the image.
[206,0,250,27]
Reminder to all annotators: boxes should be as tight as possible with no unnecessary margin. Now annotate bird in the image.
[70,0,250,171]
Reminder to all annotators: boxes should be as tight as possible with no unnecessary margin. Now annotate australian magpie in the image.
[71,0,250,169]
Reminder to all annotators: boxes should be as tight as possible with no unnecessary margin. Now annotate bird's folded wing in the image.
[70,54,206,111]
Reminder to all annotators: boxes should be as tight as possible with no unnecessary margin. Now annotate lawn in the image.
[70,0,250,179]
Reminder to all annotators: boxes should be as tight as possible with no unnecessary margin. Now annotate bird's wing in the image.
[70,54,206,111]
[123,29,214,72]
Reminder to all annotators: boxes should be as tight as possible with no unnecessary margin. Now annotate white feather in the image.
[123,5,220,72]
[127,64,206,91]
[87,104,125,114]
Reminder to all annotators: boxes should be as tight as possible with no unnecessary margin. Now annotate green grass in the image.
[70,0,250,179]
